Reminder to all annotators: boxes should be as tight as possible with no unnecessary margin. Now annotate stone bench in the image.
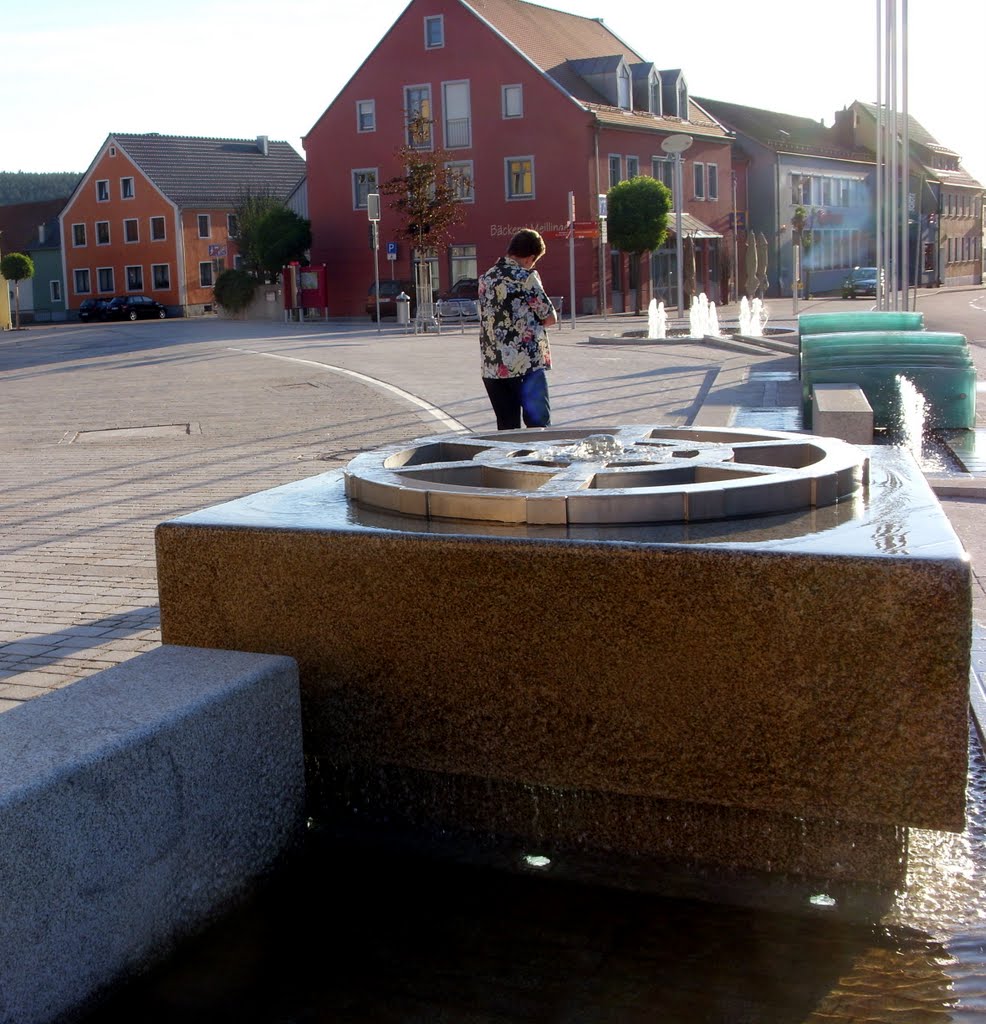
[811,383,874,444]
[0,645,303,1024]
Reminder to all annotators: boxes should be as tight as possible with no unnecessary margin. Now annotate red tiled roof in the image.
[0,198,67,252]
[464,0,644,71]
[463,0,729,139]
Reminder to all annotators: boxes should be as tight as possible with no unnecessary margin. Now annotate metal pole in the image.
[888,0,899,310]
[367,192,381,333]
[731,171,739,304]
[880,0,888,307]
[567,191,576,330]
[901,0,910,311]
[675,154,684,318]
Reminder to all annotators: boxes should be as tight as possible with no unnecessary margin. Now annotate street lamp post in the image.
[367,192,381,333]
[661,134,693,318]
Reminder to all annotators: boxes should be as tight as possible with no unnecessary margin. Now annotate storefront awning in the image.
[668,212,722,239]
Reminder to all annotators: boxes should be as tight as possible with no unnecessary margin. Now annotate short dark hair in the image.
[506,228,546,260]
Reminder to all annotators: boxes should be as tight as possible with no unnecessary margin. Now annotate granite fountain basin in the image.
[155,425,971,886]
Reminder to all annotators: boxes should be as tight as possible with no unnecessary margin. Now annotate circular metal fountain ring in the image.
[343,425,869,526]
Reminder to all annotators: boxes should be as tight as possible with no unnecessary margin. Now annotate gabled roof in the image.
[853,102,984,190]
[463,0,730,140]
[694,97,872,163]
[0,198,66,252]
[107,133,306,207]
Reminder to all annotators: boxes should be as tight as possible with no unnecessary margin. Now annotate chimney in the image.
[38,224,46,245]
[257,135,269,156]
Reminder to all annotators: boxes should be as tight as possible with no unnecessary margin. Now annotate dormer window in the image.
[677,77,689,120]
[618,64,631,110]
[649,74,662,115]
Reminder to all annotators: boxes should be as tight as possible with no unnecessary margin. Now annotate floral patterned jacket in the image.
[478,256,556,379]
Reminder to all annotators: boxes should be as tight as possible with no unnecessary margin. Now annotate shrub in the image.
[214,269,258,315]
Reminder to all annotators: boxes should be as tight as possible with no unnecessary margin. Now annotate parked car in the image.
[437,277,479,321]
[78,298,109,322]
[841,266,880,299]
[366,280,416,320]
[104,295,168,320]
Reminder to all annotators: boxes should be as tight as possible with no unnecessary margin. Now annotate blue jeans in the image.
[483,369,551,429]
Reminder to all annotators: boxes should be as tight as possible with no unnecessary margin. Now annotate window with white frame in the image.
[97,267,114,292]
[96,179,109,202]
[449,244,477,284]
[649,73,662,114]
[651,156,674,195]
[126,266,143,290]
[405,85,432,148]
[352,168,378,209]
[502,84,523,118]
[357,99,376,133]
[617,63,631,110]
[74,269,90,294]
[442,80,471,148]
[676,77,688,119]
[96,221,110,245]
[791,173,812,205]
[445,160,474,201]
[72,223,86,247]
[152,264,171,290]
[693,162,705,200]
[121,177,134,199]
[151,216,166,240]
[505,156,534,199]
[424,15,444,48]
[609,155,622,187]
[197,214,211,238]
[200,261,214,287]
[626,156,639,178]
[707,163,718,200]
[50,280,62,302]
[124,218,139,243]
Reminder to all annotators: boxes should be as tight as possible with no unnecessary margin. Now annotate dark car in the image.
[104,295,168,321]
[78,298,109,322]
[841,266,880,299]
[437,277,479,321]
[366,280,416,320]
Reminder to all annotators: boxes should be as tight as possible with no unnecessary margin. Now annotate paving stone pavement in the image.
[2,303,986,715]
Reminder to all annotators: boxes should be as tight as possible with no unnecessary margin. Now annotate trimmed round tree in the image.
[0,251,34,329]
[606,176,671,314]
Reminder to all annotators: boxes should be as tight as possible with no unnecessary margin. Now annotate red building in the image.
[304,0,736,317]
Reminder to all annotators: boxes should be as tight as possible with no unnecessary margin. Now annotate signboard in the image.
[386,241,398,261]
[597,193,608,218]
[208,244,228,258]
[542,223,599,241]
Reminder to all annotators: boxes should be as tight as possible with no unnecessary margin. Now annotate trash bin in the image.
[396,292,411,326]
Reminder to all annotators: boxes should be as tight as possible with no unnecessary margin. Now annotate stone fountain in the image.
[155,423,971,891]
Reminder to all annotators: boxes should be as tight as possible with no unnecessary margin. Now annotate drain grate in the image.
[63,423,199,443]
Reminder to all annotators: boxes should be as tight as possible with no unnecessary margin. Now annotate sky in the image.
[3,0,984,188]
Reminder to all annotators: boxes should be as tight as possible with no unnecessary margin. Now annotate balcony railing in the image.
[444,117,471,148]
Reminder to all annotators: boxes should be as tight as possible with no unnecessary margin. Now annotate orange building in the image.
[59,134,305,317]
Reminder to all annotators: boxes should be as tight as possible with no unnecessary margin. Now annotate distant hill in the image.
[0,171,81,205]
